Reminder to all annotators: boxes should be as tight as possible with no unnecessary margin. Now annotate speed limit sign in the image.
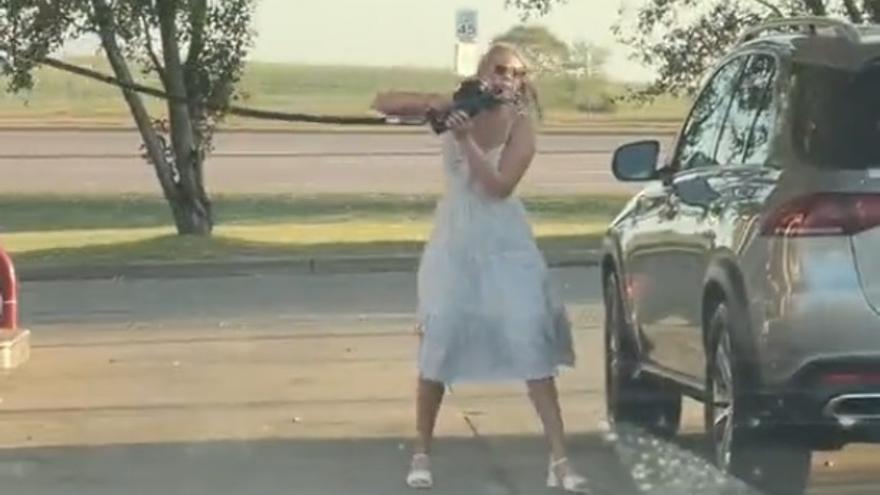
[455,9,478,42]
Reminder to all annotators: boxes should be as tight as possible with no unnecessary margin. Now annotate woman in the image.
[406,43,589,494]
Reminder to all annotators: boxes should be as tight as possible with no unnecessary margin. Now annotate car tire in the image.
[604,271,682,437]
[704,300,812,495]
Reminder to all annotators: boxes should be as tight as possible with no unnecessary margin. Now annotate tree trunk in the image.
[842,0,864,22]
[90,0,180,217]
[91,0,212,236]
[157,0,212,235]
[865,0,880,22]
[184,0,209,196]
[802,0,828,15]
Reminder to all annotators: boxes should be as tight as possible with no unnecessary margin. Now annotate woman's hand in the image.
[445,110,473,141]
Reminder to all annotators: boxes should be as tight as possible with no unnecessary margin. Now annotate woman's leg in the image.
[407,377,444,488]
[528,376,590,492]
[415,377,445,454]
[528,376,591,492]
[527,376,568,460]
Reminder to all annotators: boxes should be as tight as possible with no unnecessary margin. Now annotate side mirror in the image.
[612,140,661,182]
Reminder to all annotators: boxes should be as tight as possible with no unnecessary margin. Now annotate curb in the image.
[17,250,601,282]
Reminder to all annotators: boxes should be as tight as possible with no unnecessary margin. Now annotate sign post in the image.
[454,9,479,76]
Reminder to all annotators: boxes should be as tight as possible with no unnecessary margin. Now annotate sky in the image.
[61,0,654,82]
[249,0,653,82]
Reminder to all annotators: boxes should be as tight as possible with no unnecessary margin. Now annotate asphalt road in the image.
[0,130,672,195]
[1,267,878,494]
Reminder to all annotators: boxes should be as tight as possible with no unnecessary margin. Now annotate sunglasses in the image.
[494,64,527,78]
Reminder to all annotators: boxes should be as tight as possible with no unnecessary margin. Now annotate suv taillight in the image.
[760,193,880,237]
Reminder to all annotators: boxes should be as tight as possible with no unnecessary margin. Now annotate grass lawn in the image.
[0,194,627,268]
[0,58,689,128]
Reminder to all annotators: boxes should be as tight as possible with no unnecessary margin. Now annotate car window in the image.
[672,57,746,172]
[715,54,777,167]
[792,60,880,169]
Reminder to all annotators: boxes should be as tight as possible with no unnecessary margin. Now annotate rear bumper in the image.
[749,358,880,449]
[738,240,880,448]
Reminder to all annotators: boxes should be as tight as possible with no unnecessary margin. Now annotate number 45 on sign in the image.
[455,9,478,42]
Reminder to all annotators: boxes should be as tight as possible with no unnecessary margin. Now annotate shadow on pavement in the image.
[0,433,639,495]
[8,416,880,495]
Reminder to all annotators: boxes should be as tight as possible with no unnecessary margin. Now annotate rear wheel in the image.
[604,271,681,437]
[704,301,812,495]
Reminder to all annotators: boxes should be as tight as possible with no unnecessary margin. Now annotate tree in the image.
[561,41,613,113]
[0,0,550,236]
[613,0,880,100]
[564,40,609,79]
[0,0,255,235]
[504,0,562,19]
[493,25,570,74]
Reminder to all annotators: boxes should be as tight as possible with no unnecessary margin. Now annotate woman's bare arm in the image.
[455,114,536,199]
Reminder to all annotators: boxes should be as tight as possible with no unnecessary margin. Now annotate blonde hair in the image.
[475,42,542,120]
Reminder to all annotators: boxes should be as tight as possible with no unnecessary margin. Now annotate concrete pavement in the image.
[1,268,880,494]
[18,267,605,328]
[1,267,641,494]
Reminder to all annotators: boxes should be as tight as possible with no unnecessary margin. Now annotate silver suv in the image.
[601,17,880,495]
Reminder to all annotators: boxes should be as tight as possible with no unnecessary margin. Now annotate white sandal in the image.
[547,456,590,494]
[406,453,433,489]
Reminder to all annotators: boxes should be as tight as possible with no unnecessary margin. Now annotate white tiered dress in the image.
[416,129,576,385]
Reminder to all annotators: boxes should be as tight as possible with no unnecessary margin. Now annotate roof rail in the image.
[858,24,880,36]
[737,16,861,45]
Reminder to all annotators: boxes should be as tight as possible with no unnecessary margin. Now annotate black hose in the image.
[17,52,395,126]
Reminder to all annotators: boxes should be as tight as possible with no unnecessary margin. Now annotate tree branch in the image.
[0,45,386,125]
[138,10,167,85]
